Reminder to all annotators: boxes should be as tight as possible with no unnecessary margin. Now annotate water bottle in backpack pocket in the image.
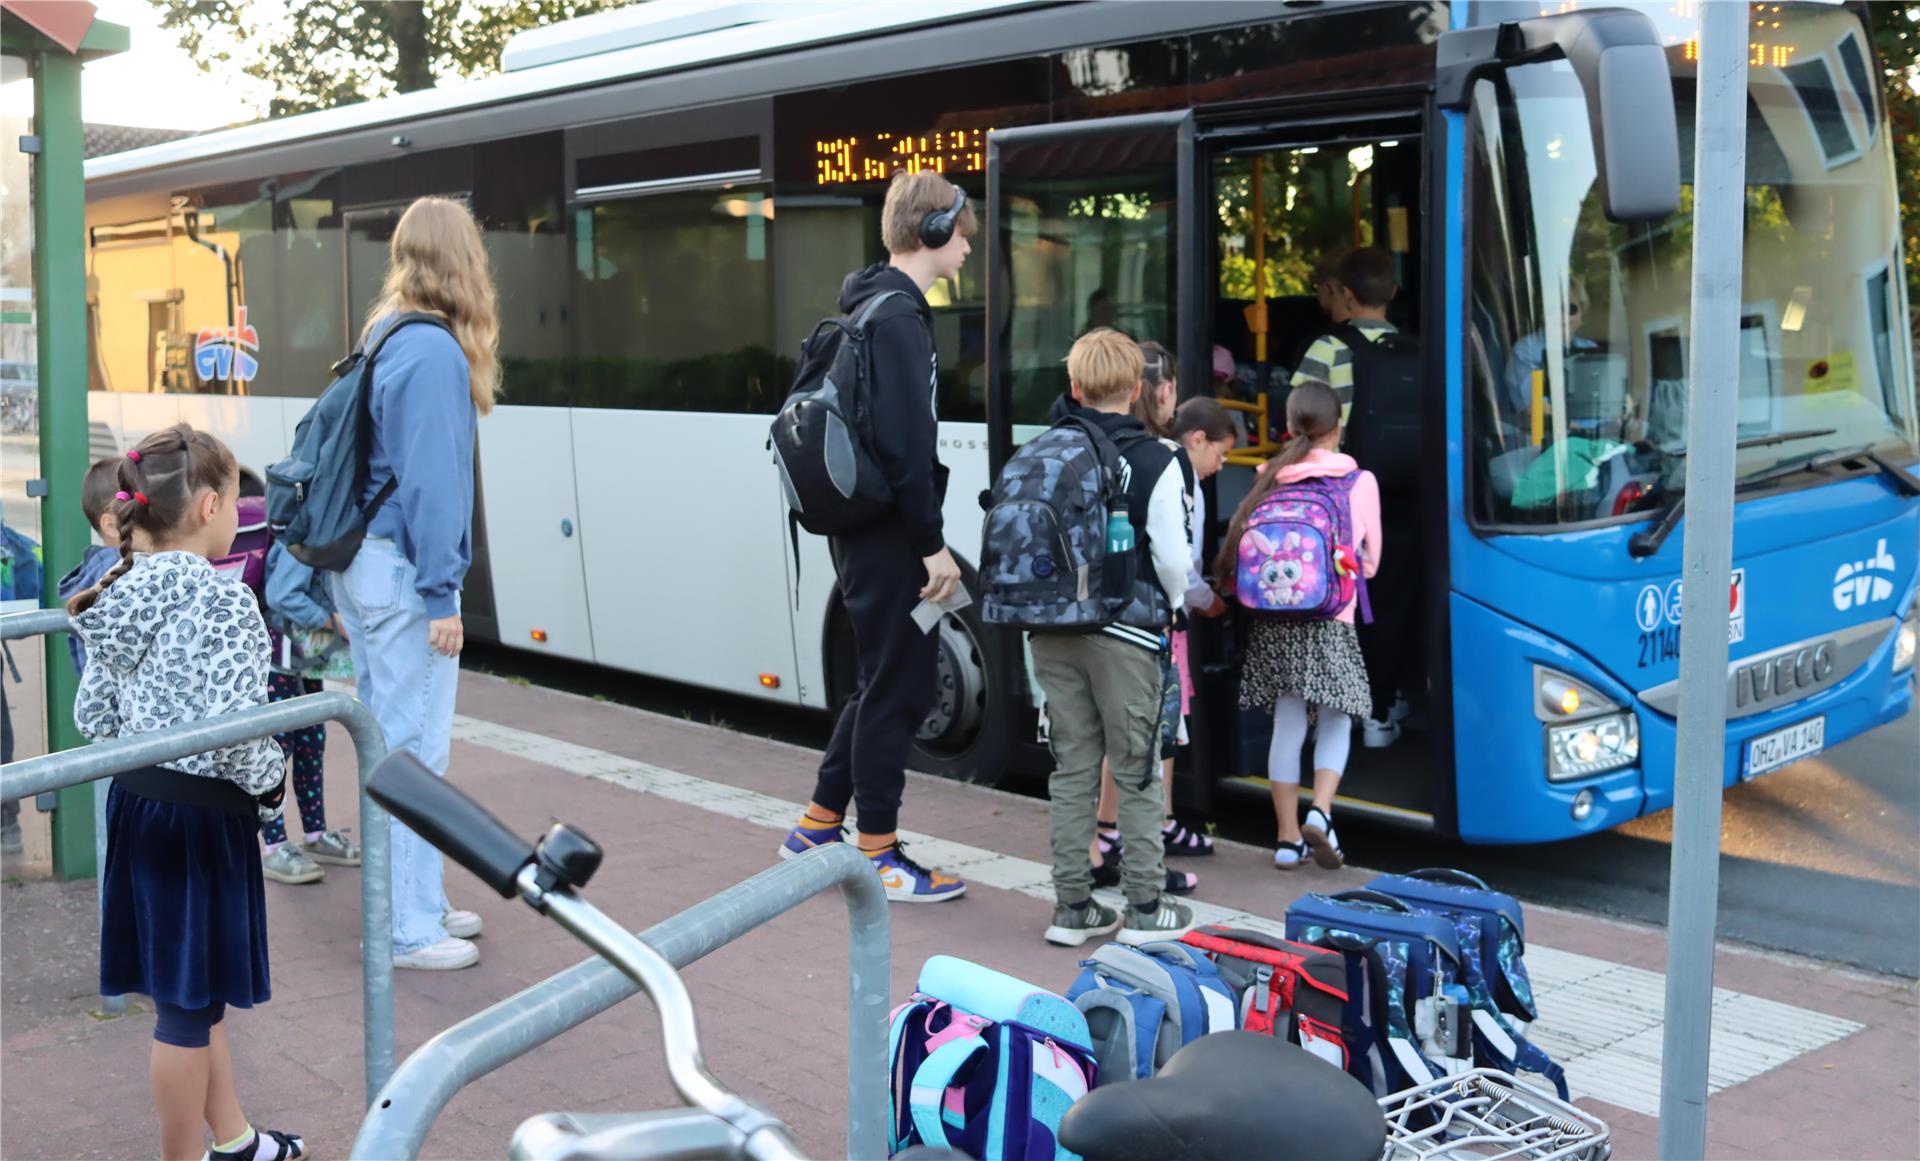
[1365,868,1569,1099]
[890,956,1096,1160]
[1065,942,1236,1085]
[1178,925,1352,1073]
[980,415,1137,630]
[770,291,905,536]
[1233,472,1368,621]
[1285,890,1472,1095]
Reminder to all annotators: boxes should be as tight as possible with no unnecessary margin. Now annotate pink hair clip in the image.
[126,450,142,463]
[115,491,130,502]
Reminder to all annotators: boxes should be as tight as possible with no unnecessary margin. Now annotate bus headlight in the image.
[1547,712,1639,781]
[1895,616,1916,673]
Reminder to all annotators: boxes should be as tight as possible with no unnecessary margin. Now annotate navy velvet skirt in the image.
[99,770,271,1010]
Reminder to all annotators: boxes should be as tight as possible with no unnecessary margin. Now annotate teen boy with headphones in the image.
[779,171,976,902]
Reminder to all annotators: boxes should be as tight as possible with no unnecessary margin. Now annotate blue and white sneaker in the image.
[867,842,967,903]
[779,817,845,860]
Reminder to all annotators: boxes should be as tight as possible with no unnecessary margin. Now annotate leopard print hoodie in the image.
[72,551,286,798]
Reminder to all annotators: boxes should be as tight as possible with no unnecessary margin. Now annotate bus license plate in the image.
[1745,716,1824,778]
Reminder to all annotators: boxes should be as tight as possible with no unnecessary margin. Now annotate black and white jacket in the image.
[72,551,285,800]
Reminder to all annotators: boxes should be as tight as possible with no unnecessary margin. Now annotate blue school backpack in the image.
[890,956,1097,1160]
[0,521,42,603]
[1066,942,1238,1084]
[1285,890,1472,1096]
[1366,868,1568,1099]
[266,312,450,570]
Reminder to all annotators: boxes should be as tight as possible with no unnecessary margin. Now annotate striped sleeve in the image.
[1291,334,1356,422]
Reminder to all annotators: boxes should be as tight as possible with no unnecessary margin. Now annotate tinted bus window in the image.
[476,134,570,407]
[572,184,784,413]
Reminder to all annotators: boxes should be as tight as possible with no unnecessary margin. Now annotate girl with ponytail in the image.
[68,424,308,1161]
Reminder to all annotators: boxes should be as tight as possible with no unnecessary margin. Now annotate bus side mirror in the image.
[1436,8,1682,223]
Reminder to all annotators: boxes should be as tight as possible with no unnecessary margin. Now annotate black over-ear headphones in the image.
[919,186,968,249]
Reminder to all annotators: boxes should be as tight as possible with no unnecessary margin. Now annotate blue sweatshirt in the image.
[360,317,477,621]
[56,544,120,677]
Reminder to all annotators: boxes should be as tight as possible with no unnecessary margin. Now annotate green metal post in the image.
[30,47,94,880]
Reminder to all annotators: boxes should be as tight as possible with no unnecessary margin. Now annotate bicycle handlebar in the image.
[367,751,536,897]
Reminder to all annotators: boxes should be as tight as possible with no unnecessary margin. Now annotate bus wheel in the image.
[824,566,1008,784]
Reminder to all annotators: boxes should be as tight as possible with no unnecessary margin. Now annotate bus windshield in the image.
[1466,1,1916,527]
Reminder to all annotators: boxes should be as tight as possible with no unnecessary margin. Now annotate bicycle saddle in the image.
[1058,1031,1385,1161]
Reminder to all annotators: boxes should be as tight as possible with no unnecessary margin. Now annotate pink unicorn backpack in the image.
[1234,472,1370,621]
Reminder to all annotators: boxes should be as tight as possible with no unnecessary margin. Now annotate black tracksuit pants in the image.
[811,521,937,836]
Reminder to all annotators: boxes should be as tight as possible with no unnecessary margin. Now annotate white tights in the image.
[1267,696,1353,785]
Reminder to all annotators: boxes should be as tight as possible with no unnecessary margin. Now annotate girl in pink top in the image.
[1215,382,1381,871]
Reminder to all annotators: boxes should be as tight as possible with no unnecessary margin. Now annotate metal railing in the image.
[351,841,891,1161]
[0,610,395,1104]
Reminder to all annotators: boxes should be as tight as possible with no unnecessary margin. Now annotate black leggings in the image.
[810,524,938,837]
[154,1000,226,1048]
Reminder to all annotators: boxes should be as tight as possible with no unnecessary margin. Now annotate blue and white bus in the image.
[82,0,1915,843]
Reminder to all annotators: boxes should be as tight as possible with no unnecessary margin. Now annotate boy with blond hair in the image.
[780,169,976,902]
[1029,328,1196,947]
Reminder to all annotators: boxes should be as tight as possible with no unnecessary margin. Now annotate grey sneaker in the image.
[262,844,324,885]
[302,829,360,866]
[1044,899,1123,947]
[394,935,479,971]
[1116,897,1196,946]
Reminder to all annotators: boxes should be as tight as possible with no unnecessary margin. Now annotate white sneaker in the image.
[394,936,479,971]
[1362,716,1402,749]
[1389,693,1411,724]
[443,909,484,939]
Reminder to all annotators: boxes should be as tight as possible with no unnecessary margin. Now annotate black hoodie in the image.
[838,263,949,557]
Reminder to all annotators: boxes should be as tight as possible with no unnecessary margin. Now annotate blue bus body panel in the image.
[1450,476,1917,844]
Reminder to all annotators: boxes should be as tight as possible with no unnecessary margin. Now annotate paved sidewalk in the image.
[3,672,1915,1159]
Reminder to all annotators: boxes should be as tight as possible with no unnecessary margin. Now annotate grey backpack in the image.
[979,414,1139,630]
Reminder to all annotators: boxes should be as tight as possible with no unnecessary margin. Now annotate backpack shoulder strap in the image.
[1059,413,1126,489]
[850,290,910,333]
[907,1034,987,1150]
[362,310,453,366]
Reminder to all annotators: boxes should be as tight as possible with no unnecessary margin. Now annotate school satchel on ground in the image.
[1233,472,1369,620]
[1285,889,1473,1096]
[1366,867,1569,1098]
[979,414,1138,630]
[890,955,1096,1160]
[1066,941,1237,1085]
[1179,925,1351,1073]
[769,291,905,536]
[266,311,451,571]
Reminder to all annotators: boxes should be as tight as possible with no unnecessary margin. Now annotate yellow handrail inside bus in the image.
[1220,396,1282,466]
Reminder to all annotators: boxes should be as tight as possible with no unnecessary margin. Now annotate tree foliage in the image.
[1868,3,1920,324]
[155,1,633,119]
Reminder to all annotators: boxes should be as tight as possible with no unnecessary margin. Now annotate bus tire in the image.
[823,559,1009,785]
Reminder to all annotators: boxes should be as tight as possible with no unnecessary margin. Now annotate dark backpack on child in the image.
[769,291,906,536]
[210,495,272,598]
[266,312,450,570]
[1333,324,1422,494]
[979,415,1140,631]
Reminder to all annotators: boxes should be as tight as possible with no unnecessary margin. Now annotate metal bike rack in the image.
[351,841,891,1161]
[0,609,395,1105]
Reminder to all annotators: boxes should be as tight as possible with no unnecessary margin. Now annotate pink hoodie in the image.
[1269,449,1382,625]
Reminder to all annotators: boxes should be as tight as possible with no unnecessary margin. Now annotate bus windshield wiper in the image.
[1627,442,1917,558]
[1660,428,1836,458]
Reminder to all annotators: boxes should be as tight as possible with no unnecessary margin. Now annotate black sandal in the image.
[1162,818,1214,857]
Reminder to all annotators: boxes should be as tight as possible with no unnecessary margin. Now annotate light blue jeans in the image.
[332,537,460,955]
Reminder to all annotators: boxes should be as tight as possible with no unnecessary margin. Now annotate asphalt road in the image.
[471,641,1918,976]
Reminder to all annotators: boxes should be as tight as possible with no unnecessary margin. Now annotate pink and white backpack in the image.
[1234,472,1370,621]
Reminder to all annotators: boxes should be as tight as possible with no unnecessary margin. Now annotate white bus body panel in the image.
[478,407,595,663]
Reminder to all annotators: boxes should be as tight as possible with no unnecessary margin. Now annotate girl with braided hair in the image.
[67,424,306,1161]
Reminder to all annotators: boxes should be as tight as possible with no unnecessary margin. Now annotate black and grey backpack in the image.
[979,414,1142,630]
[769,291,905,536]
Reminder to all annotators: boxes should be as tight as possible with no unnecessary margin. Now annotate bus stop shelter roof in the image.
[0,1,128,60]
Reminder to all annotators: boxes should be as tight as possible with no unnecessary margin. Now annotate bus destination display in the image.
[813,127,992,186]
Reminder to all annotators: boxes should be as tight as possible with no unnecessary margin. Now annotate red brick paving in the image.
[3,673,1914,1159]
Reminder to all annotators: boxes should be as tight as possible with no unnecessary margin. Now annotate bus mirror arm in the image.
[1435,8,1681,223]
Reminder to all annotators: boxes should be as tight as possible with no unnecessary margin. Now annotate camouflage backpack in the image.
[980,414,1140,630]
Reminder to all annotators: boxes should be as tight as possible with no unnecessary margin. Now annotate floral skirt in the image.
[1238,617,1373,721]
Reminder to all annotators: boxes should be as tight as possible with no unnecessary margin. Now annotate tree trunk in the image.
[389,2,433,93]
